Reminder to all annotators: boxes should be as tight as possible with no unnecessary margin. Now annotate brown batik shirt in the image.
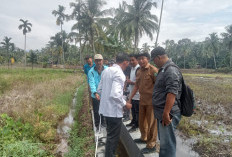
[136,63,158,106]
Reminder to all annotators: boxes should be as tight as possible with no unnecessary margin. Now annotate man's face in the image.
[137,56,148,68]
[104,60,109,65]
[95,59,103,69]
[122,60,129,71]
[130,57,138,67]
[153,56,161,68]
[87,58,92,65]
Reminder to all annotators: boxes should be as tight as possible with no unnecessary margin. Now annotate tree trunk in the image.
[24,34,27,67]
[134,29,139,53]
[230,49,232,67]
[61,24,64,65]
[213,54,217,69]
[91,30,96,54]
[79,40,82,65]
[7,50,9,69]
[155,0,164,47]
[184,54,186,69]
[206,57,208,69]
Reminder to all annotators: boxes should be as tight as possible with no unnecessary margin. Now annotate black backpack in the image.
[165,64,196,117]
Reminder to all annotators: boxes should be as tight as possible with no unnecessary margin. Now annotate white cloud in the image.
[0,0,232,50]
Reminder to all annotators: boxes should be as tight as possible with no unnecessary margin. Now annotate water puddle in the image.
[176,131,199,157]
[55,88,79,156]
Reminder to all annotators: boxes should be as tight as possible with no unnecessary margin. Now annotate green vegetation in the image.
[65,83,95,157]
[0,67,85,155]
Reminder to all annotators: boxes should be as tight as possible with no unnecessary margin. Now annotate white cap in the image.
[94,54,103,60]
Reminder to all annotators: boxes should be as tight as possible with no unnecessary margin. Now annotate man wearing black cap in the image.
[151,46,182,157]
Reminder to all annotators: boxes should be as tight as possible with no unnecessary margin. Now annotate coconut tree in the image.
[52,5,67,64]
[0,36,14,68]
[118,0,158,53]
[205,33,219,69]
[71,0,112,54]
[141,43,150,53]
[221,25,232,67]
[18,19,32,66]
[177,38,191,69]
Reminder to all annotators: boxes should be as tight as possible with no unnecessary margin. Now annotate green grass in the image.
[65,83,95,157]
[0,67,85,155]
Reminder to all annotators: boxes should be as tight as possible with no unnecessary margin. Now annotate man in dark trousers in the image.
[88,54,107,130]
[126,54,140,132]
[98,53,132,157]
[151,47,182,157]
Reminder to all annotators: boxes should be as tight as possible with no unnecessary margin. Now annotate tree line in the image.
[0,0,232,70]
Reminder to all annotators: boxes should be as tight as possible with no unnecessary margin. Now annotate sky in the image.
[0,0,232,50]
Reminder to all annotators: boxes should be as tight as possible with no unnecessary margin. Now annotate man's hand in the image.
[162,112,172,126]
[125,102,132,109]
[127,99,132,104]
[95,93,100,101]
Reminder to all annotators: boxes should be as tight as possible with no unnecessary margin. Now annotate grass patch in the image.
[0,67,85,155]
[65,83,95,157]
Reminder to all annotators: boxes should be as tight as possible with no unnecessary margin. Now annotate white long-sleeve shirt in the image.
[97,64,126,118]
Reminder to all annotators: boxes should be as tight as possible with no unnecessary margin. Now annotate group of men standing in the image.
[83,47,183,157]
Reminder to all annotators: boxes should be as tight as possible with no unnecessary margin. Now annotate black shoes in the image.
[123,117,130,122]
[126,122,134,127]
[141,147,156,154]
[134,138,147,144]
[128,126,138,132]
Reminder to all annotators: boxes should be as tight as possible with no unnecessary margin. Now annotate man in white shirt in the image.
[126,54,140,132]
[97,52,132,157]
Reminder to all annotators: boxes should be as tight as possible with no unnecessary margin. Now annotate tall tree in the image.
[206,33,219,69]
[0,36,14,68]
[178,38,191,69]
[221,25,232,67]
[52,5,67,64]
[18,19,32,66]
[118,0,158,52]
[27,50,37,70]
[141,43,150,53]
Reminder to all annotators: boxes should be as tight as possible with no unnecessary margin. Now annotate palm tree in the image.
[52,5,67,64]
[27,50,37,70]
[221,25,232,67]
[18,19,32,66]
[0,36,14,68]
[178,38,191,69]
[70,0,113,55]
[155,0,164,47]
[141,43,150,53]
[205,33,219,69]
[118,0,158,53]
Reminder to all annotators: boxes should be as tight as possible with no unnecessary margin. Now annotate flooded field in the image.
[179,70,232,157]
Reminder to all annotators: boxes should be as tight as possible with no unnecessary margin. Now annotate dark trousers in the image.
[105,117,122,157]
[131,100,139,127]
[92,98,104,128]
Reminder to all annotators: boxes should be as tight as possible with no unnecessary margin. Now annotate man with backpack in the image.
[151,47,182,157]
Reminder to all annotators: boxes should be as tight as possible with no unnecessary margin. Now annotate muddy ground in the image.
[179,69,232,157]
